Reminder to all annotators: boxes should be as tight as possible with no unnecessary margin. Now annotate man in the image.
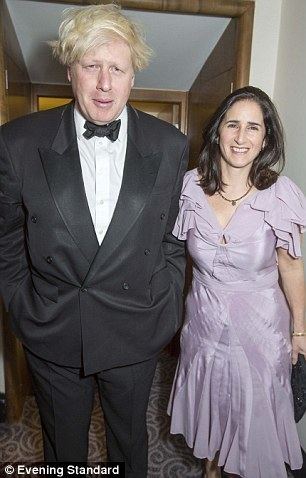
[0,4,188,477]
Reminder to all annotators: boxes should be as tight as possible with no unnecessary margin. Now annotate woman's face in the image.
[218,99,266,171]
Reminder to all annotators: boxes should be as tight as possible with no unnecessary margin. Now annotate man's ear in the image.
[67,67,71,82]
[131,75,135,88]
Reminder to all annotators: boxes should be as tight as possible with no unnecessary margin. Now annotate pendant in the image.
[231,200,236,206]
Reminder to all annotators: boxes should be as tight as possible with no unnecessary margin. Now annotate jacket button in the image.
[80,287,88,293]
[160,213,166,220]
[144,249,151,255]
[31,216,37,223]
[45,256,53,264]
[122,282,129,290]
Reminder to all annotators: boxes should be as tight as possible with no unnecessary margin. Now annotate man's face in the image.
[68,39,135,125]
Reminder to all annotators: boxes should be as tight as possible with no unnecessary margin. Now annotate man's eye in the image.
[227,123,237,128]
[84,64,98,70]
[248,125,259,131]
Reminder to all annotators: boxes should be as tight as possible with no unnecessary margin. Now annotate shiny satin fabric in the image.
[168,169,306,478]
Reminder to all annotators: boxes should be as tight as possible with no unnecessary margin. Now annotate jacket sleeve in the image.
[0,130,29,311]
[162,139,189,293]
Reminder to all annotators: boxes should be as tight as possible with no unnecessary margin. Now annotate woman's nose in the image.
[234,127,246,144]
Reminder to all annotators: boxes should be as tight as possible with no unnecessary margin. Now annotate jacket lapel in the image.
[39,103,99,264]
[85,105,162,280]
[40,103,162,276]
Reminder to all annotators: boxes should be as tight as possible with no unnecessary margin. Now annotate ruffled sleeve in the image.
[251,176,306,257]
[172,169,198,240]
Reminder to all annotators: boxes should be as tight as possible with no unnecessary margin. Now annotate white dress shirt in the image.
[74,107,128,245]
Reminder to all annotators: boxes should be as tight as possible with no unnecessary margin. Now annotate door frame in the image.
[120,0,254,88]
[37,0,254,87]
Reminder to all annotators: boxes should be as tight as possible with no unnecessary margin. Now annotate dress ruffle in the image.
[172,170,204,240]
[173,172,306,257]
[172,198,196,240]
[250,176,306,257]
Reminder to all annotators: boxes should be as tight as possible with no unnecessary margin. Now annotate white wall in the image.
[273,0,306,191]
[249,0,282,97]
[250,0,306,221]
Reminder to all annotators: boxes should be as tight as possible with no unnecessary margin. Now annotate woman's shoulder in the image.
[264,176,306,257]
[251,174,305,223]
[273,175,305,204]
[183,168,198,182]
[275,174,303,189]
[250,175,305,218]
[181,168,203,201]
[253,175,305,204]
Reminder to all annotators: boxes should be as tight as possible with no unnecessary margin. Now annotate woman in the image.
[168,86,306,478]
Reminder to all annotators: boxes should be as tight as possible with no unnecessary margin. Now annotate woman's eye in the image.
[248,125,259,133]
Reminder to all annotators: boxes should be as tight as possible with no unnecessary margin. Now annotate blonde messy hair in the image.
[50,3,152,71]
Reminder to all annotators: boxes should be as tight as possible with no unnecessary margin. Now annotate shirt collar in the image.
[74,105,128,143]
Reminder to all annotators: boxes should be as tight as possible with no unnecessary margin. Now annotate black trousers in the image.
[24,348,158,478]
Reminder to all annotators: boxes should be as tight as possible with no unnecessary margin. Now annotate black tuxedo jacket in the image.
[0,103,188,374]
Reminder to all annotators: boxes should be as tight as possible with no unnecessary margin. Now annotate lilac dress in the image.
[168,169,306,478]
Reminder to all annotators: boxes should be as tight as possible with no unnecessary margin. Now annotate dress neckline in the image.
[193,170,260,231]
[200,184,260,232]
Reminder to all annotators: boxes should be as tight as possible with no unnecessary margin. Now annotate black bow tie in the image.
[83,119,121,141]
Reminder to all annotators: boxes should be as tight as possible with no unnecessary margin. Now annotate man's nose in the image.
[96,69,111,91]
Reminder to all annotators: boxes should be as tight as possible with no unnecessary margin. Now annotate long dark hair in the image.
[198,86,285,194]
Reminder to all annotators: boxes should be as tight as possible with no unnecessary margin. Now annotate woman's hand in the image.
[292,335,306,364]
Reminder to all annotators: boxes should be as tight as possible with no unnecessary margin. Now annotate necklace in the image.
[218,185,253,206]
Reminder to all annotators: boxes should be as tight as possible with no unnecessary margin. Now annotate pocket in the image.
[32,274,58,303]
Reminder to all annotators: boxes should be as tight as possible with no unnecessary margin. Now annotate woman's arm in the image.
[277,245,306,364]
